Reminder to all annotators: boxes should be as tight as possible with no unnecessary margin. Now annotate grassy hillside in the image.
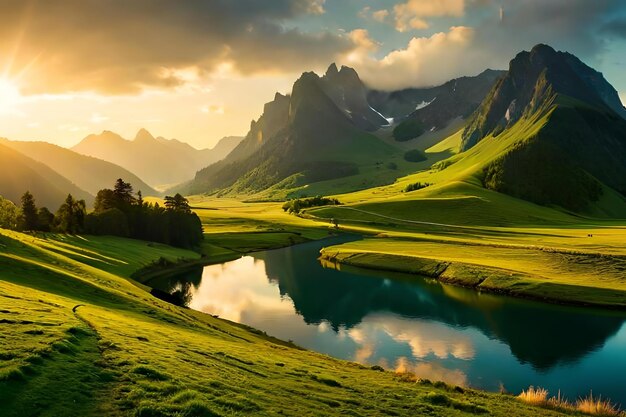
[0,227,574,416]
[0,139,158,197]
[0,142,93,209]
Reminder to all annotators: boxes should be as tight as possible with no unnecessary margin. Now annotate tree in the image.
[164,193,191,213]
[56,194,86,233]
[0,196,20,230]
[20,191,39,231]
[113,178,136,206]
[37,207,55,232]
[94,189,117,212]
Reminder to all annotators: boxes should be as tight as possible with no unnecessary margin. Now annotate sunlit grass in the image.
[518,387,624,416]
[518,386,549,405]
[576,393,623,416]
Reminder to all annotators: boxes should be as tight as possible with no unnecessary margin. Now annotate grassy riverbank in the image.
[319,237,626,309]
[1,227,580,416]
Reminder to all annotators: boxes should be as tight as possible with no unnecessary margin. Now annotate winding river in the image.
[148,236,626,404]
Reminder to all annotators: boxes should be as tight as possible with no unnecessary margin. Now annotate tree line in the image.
[0,179,203,248]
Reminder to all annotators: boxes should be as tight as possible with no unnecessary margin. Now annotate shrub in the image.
[393,118,425,141]
[404,149,427,162]
[404,182,431,192]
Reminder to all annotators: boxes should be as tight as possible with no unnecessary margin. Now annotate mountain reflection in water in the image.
[148,237,626,402]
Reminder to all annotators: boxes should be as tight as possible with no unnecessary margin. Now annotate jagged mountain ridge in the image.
[183,65,397,195]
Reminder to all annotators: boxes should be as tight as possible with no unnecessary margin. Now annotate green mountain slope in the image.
[0,142,93,208]
[0,139,157,197]
[461,44,626,213]
[309,46,626,225]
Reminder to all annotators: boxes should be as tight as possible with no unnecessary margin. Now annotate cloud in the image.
[348,0,626,91]
[359,7,390,23]
[0,0,355,95]
[347,26,480,90]
[393,0,466,31]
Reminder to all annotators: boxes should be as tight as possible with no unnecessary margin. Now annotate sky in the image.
[0,0,625,149]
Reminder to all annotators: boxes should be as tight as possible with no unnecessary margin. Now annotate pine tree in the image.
[20,191,39,231]
[113,178,135,206]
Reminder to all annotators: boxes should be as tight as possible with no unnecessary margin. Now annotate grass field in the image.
[0,224,583,416]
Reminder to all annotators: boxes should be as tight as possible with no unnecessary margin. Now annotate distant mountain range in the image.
[181,63,498,196]
[182,45,626,216]
[368,69,504,143]
[0,139,157,197]
[72,130,243,188]
[2,44,624,217]
[0,141,93,209]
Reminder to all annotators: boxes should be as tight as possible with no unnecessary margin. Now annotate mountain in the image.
[368,69,505,142]
[183,65,398,195]
[460,44,626,212]
[0,139,157,196]
[72,130,242,188]
[0,142,92,209]
[321,63,389,131]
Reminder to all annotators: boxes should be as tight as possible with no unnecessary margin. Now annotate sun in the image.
[0,78,22,114]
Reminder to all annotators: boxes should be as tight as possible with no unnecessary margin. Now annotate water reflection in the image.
[148,237,626,402]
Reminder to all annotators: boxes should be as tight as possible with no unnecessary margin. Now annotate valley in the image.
[2,35,626,417]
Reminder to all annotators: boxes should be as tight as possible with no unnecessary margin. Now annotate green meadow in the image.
[0,222,583,417]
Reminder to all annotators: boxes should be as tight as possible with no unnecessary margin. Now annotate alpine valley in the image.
[2,38,626,417]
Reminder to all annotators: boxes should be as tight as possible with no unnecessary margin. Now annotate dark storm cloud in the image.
[0,0,351,94]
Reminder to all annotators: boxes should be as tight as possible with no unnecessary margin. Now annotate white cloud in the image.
[394,0,466,31]
[346,26,482,90]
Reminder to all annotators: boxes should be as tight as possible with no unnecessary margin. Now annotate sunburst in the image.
[0,77,22,115]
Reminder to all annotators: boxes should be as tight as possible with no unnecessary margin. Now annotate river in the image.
[148,236,626,404]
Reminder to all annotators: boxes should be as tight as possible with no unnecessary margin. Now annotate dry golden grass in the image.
[518,387,625,416]
[518,386,549,405]
[576,393,623,416]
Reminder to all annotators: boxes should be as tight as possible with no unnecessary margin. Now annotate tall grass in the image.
[518,387,624,416]
[577,393,622,416]
[518,386,549,405]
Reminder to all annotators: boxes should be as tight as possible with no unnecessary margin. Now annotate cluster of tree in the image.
[282,196,341,214]
[84,179,203,248]
[404,182,431,192]
[0,179,203,249]
[0,192,86,233]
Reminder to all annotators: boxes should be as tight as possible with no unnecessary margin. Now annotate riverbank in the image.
[319,237,626,309]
